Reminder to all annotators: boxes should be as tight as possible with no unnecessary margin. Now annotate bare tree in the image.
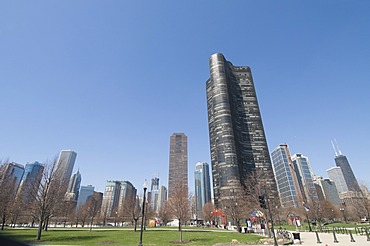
[31,158,69,240]
[202,201,214,225]
[222,189,249,232]
[157,201,170,226]
[83,192,101,231]
[0,160,20,230]
[123,195,141,231]
[358,182,370,219]
[168,181,191,242]
[100,203,109,226]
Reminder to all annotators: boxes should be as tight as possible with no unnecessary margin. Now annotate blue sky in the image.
[1,1,369,194]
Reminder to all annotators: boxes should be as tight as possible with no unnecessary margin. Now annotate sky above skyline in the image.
[1,1,370,194]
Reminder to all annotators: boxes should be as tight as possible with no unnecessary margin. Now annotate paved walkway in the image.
[295,231,369,246]
[253,230,369,246]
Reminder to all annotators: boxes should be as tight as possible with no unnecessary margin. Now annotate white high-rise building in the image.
[327,166,348,194]
[157,185,167,211]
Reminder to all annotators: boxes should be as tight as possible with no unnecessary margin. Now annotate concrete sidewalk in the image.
[288,231,369,246]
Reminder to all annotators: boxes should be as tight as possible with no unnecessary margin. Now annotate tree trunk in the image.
[1,214,6,231]
[89,217,94,231]
[179,220,183,242]
[44,217,49,231]
[36,221,43,240]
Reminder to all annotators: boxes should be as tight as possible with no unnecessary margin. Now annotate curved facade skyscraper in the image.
[206,53,278,208]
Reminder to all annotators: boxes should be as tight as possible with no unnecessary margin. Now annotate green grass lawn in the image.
[0,227,264,246]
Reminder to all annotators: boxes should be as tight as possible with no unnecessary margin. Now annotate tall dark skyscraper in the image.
[335,155,361,193]
[332,141,361,193]
[168,133,188,199]
[206,53,278,208]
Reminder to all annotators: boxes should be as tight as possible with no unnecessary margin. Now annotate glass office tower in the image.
[291,153,318,201]
[55,150,77,188]
[194,162,212,220]
[271,145,301,208]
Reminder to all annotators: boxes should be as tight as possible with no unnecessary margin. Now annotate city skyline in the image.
[1,1,370,193]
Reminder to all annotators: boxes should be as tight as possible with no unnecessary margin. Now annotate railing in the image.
[304,225,369,237]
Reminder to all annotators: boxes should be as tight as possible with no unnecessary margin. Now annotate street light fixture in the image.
[138,179,148,246]
[303,203,312,232]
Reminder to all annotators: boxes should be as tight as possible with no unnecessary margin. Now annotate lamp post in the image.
[303,203,312,232]
[138,180,148,246]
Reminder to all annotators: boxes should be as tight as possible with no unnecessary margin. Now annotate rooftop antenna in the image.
[334,138,342,155]
[331,140,338,156]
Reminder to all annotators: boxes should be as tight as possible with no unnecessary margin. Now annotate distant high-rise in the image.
[168,133,188,198]
[67,170,82,201]
[117,181,137,213]
[206,53,278,208]
[194,162,212,220]
[0,162,24,192]
[149,177,160,212]
[327,167,348,194]
[271,145,302,208]
[157,185,167,211]
[314,177,341,206]
[331,141,361,193]
[101,180,122,217]
[17,161,44,201]
[77,185,95,208]
[291,153,317,201]
[101,180,137,217]
[55,150,77,187]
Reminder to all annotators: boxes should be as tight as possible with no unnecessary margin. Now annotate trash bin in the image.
[292,232,301,240]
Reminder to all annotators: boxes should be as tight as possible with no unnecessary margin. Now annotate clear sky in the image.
[1,1,369,194]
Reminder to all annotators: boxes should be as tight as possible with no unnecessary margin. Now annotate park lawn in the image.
[0,228,264,245]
